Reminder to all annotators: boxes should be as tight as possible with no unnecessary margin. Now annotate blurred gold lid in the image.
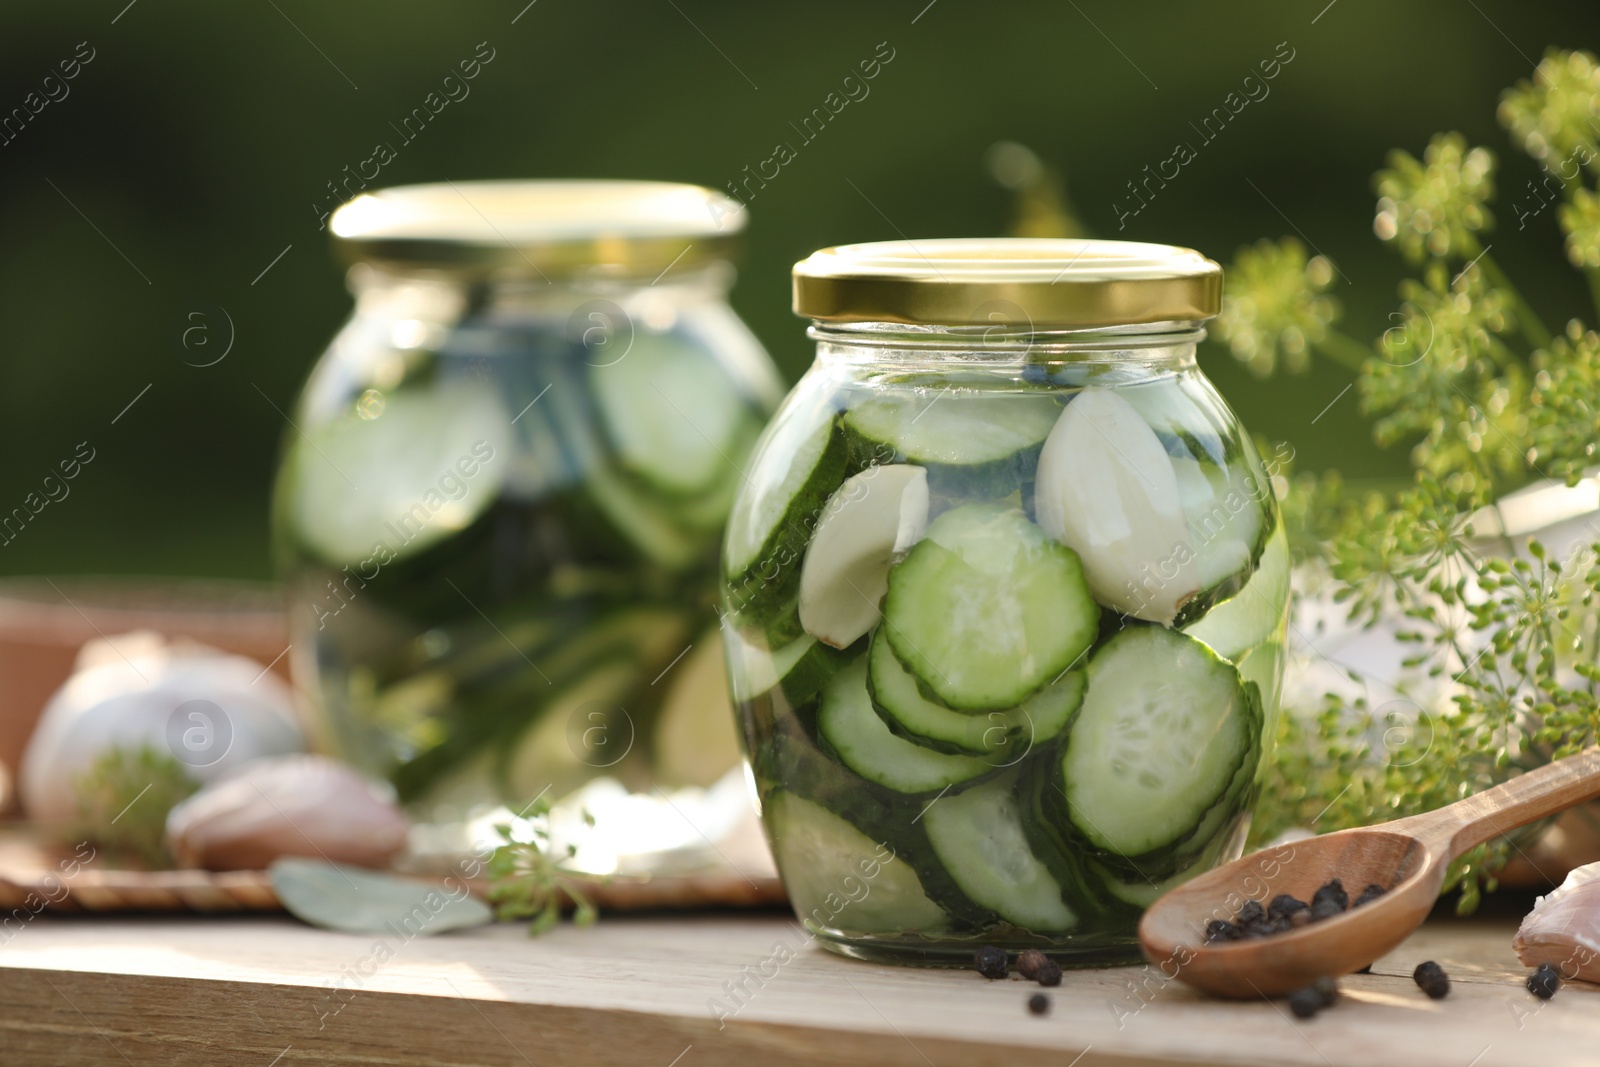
[330,180,746,277]
[792,238,1222,327]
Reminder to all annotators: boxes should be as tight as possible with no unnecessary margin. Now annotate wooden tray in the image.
[0,829,786,915]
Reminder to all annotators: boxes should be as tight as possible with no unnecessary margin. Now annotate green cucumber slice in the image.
[866,630,1084,758]
[922,772,1078,931]
[817,659,994,794]
[883,504,1098,710]
[724,397,846,580]
[585,463,705,571]
[767,792,946,934]
[723,626,846,708]
[1090,828,1232,909]
[654,630,740,788]
[286,383,511,566]
[842,393,1061,468]
[1185,522,1290,661]
[1119,375,1231,465]
[500,658,641,802]
[591,332,749,497]
[799,464,930,649]
[1062,626,1255,857]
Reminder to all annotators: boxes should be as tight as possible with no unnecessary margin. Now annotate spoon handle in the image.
[1393,746,1600,859]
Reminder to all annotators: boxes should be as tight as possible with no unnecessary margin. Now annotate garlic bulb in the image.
[167,755,408,871]
[1513,861,1600,981]
[1035,388,1198,623]
[20,632,304,822]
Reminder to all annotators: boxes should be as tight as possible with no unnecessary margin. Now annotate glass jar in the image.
[723,239,1287,964]
[274,181,781,863]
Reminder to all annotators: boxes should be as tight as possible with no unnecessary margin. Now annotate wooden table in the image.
[0,911,1591,1066]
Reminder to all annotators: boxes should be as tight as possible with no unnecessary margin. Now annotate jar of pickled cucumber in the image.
[274,181,781,855]
[723,239,1288,964]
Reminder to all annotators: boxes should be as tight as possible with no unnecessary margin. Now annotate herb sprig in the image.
[1220,48,1600,911]
[485,796,600,935]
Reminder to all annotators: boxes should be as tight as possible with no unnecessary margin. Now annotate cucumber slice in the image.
[654,631,741,788]
[799,464,930,649]
[842,393,1061,469]
[1185,522,1290,662]
[286,382,511,566]
[866,630,1084,758]
[767,792,946,934]
[591,331,749,496]
[1062,626,1255,857]
[724,397,846,580]
[1034,387,1200,624]
[883,504,1098,710]
[1168,446,1273,609]
[818,659,994,794]
[500,658,641,802]
[922,773,1078,931]
[1118,376,1231,465]
[1090,829,1231,909]
[585,462,705,571]
[722,625,846,708]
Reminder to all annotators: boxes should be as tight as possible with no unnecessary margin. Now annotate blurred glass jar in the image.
[724,239,1286,963]
[273,181,780,852]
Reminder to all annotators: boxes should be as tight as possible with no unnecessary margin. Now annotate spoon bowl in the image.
[1139,747,1600,999]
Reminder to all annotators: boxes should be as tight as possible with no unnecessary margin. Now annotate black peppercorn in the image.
[974,945,1008,980]
[1028,992,1050,1016]
[1311,976,1340,1008]
[1016,948,1047,979]
[1527,963,1561,1000]
[1236,900,1266,926]
[1413,960,1450,999]
[1309,897,1344,922]
[1206,919,1243,942]
[1035,959,1063,987]
[1311,879,1348,911]
[1268,894,1309,922]
[1288,985,1323,1019]
[1352,883,1387,908]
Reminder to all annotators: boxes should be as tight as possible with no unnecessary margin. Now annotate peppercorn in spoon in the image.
[1138,746,1600,998]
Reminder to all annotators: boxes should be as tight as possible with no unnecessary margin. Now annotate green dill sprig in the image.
[485,796,600,936]
[1232,48,1600,911]
[1214,238,1341,377]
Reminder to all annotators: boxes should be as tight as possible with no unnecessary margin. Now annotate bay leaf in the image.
[270,857,492,934]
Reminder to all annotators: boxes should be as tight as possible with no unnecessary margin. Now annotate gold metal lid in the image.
[792,238,1222,327]
[330,180,746,278]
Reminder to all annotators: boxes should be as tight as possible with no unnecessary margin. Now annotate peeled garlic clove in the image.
[1513,861,1600,981]
[1035,387,1197,623]
[166,755,408,871]
[799,464,929,648]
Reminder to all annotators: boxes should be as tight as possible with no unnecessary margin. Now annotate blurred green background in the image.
[0,0,1594,580]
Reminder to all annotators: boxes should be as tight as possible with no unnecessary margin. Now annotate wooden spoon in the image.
[1138,746,1600,999]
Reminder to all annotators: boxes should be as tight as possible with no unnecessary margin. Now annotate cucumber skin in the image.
[1045,677,1263,882]
[752,706,998,929]
[841,416,1042,504]
[721,419,857,645]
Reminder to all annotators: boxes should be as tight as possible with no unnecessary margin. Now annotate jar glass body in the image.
[274,262,780,857]
[721,322,1287,964]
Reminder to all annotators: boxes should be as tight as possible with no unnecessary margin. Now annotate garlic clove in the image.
[1512,860,1600,982]
[799,464,930,648]
[1035,387,1197,623]
[166,754,408,871]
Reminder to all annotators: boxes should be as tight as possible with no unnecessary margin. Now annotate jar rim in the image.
[331,180,745,279]
[792,238,1221,328]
